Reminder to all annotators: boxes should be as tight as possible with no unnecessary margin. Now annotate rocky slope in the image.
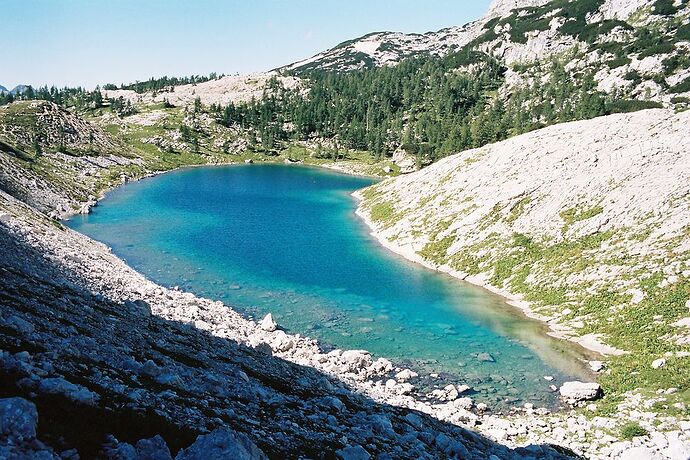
[0,101,145,218]
[356,108,690,425]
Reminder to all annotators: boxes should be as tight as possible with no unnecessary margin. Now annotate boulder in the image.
[340,350,372,371]
[619,446,663,460]
[477,352,495,363]
[259,313,277,332]
[651,358,666,369]
[0,397,37,444]
[589,360,605,372]
[392,149,417,174]
[335,445,370,460]
[395,369,418,381]
[38,377,100,406]
[456,384,471,394]
[559,381,602,404]
[175,427,267,460]
[135,435,173,460]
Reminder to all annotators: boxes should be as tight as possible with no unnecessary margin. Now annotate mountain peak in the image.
[486,0,549,17]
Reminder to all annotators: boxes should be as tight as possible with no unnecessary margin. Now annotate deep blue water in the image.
[67,164,590,408]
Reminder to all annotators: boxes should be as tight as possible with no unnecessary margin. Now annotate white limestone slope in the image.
[356,109,690,353]
[102,73,301,107]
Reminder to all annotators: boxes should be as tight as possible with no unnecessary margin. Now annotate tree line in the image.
[210,50,620,163]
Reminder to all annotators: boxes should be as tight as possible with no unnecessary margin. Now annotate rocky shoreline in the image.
[1,154,688,458]
[351,191,612,360]
[0,177,574,459]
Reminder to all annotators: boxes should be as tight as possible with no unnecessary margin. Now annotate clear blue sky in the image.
[1,0,492,89]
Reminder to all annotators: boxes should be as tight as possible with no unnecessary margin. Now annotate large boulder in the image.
[0,397,38,444]
[559,381,602,404]
[135,435,173,460]
[175,427,267,460]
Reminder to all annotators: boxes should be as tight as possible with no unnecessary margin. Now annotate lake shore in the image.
[351,189,614,359]
[2,150,687,458]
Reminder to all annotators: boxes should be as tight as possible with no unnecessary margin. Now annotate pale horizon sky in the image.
[1,0,492,90]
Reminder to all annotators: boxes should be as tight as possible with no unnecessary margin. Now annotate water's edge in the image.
[351,188,604,362]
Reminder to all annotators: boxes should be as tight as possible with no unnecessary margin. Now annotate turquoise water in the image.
[67,164,590,409]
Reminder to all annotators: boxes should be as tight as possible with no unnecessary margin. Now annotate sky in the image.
[1,0,492,90]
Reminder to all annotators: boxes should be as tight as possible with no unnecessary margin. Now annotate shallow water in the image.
[67,164,591,409]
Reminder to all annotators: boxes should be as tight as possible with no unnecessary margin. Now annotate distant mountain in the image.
[10,85,29,95]
[280,0,690,106]
[0,85,7,94]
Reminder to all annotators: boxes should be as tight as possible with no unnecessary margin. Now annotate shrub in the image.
[607,99,663,113]
[653,0,678,16]
[670,76,690,94]
[608,56,631,69]
[620,422,649,440]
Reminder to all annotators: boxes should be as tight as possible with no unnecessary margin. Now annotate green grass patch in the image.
[620,422,649,439]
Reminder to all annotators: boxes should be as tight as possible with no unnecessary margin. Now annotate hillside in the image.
[356,108,690,412]
[2,0,690,457]
[101,73,302,107]
[282,0,690,107]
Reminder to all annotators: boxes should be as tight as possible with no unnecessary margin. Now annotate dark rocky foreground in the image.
[0,189,582,460]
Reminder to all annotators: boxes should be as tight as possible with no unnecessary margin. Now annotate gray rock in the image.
[619,446,663,460]
[559,381,602,403]
[477,353,495,362]
[38,377,99,406]
[175,427,267,460]
[259,313,277,332]
[589,360,605,372]
[6,315,35,334]
[0,397,38,444]
[135,435,173,460]
[336,445,371,460]
[105,441,137,460]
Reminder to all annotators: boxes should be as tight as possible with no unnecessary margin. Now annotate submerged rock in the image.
[477,352,495,363]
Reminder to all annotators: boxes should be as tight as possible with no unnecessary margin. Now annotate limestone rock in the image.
[394,369,418,381]
[259,313,277,332]
[335,445,371,460]
[135,435,173,460]
[0,397,37,444]
[477,352,495,363]
[589,360,605,373]
[559,381,602,404]
[175,427,267,460]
